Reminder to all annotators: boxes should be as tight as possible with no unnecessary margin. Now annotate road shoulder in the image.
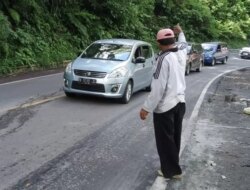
[0,68,64,84]
[167,68,250,189]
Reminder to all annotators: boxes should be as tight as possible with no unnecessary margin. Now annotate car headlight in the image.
[65,62,72,74]
[108,67,128,78]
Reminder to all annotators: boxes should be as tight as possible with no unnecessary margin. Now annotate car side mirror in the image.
[135,57,146,63]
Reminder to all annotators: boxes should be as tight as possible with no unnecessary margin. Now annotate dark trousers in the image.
[153,102,186,178]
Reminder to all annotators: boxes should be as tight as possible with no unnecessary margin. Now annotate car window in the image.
[81,43,132,61]
[194,44,202,52]
[134,47,142,59]
[193,44,198,52]
[141,45,152,59]
[202,44,216,52]
[217,44,221,51]
[221,43,228,51]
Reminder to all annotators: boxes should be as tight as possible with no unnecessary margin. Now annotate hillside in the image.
[0,0,249,76]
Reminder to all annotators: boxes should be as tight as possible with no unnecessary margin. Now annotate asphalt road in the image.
[0,54,249,190]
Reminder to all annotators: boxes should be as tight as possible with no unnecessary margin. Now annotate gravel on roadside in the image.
[167,68,250,190]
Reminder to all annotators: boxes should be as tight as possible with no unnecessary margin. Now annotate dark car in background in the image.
[185,42,203,75]
[239,47,250,59]
[202,42,229,66]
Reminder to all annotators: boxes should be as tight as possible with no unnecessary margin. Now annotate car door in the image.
[214,43,223,61]
[132,46,146,91]
[221,43,229,59]
[141,45,154,87]
[132,45,154,91]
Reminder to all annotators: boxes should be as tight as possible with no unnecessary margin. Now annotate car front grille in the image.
[71,81,105,92]
[74,69,107,78]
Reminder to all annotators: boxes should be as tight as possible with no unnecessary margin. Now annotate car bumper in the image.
[63,72,129,98]
[240,52,250,59]
[203,57,213,65]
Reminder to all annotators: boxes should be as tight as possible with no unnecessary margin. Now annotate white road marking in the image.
[150,177,168,190]
[206,67,216,69]
[0,72,63,86]
[150,66,250,190]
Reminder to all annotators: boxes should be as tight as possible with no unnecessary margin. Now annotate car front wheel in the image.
[120,80,133,104]
[211,59,215,66]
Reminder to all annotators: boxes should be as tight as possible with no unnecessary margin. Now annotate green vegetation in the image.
[0,0,249,76]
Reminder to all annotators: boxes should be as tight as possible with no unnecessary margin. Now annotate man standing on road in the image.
[139,24,187,179]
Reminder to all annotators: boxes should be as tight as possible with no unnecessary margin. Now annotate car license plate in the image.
[243,52,249,55]
[79,78,96,85]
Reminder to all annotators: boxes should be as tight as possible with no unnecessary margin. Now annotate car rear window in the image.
[202,44,216,52]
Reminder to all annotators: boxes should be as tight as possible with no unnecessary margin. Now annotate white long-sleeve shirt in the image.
[142,32,187,113]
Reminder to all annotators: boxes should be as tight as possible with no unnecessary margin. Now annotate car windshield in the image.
[202,44,216,52]
[81,43,132,61]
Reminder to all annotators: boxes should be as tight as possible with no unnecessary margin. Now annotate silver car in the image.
[63,39,154,103]
[239,47,250,59]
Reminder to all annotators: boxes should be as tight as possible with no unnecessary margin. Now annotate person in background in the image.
[139,24,187,179]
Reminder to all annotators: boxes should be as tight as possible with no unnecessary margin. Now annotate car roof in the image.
[93,38,151,46]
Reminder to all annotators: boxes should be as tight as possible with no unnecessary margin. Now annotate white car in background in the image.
[239,47,250,59]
